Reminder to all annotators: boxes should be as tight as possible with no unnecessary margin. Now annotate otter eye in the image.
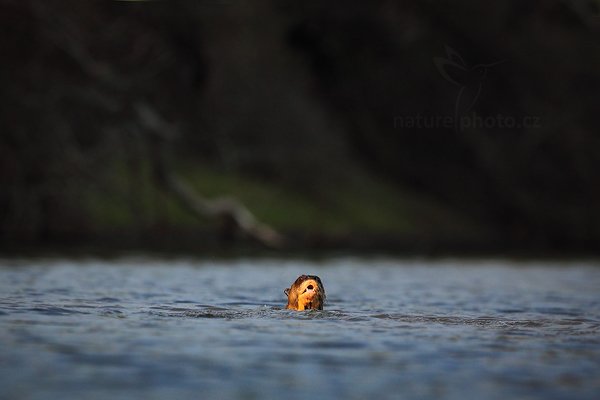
[284,288,290,297]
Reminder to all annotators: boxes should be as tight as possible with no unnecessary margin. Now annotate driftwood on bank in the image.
[134,103,283,248]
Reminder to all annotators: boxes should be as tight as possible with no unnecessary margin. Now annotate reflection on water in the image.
[0,257,599,400]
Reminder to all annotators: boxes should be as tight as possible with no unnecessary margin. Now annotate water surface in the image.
[0,257,599,399]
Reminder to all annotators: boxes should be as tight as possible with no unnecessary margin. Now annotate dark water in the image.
[1,257,599,400]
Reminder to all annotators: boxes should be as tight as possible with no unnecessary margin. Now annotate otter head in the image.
[284,275,325,311]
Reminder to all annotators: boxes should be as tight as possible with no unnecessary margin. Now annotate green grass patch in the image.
[80,160,483,239]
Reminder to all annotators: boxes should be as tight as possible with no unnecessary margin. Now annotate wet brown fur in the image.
[284,275,325,311]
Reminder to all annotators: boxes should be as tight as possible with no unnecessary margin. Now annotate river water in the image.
[0,257,599,400]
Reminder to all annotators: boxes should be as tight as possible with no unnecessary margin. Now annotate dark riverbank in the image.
[4,229,599,260]
[2,1,599,255]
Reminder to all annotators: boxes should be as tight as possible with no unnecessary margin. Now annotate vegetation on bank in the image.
[81,162,484,244]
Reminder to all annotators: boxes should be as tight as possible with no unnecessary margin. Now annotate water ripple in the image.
[26,306,90,316]
[1,258,599,400]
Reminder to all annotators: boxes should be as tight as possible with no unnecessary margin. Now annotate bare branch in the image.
[134,103,284,247]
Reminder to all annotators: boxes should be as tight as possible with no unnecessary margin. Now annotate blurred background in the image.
[1,0,599,255]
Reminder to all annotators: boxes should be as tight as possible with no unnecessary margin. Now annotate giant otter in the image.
[284,275,325,310]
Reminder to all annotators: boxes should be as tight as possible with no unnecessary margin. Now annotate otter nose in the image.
[307,285,314,290]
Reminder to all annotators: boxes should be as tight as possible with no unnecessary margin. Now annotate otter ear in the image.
[284,288,290,297]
